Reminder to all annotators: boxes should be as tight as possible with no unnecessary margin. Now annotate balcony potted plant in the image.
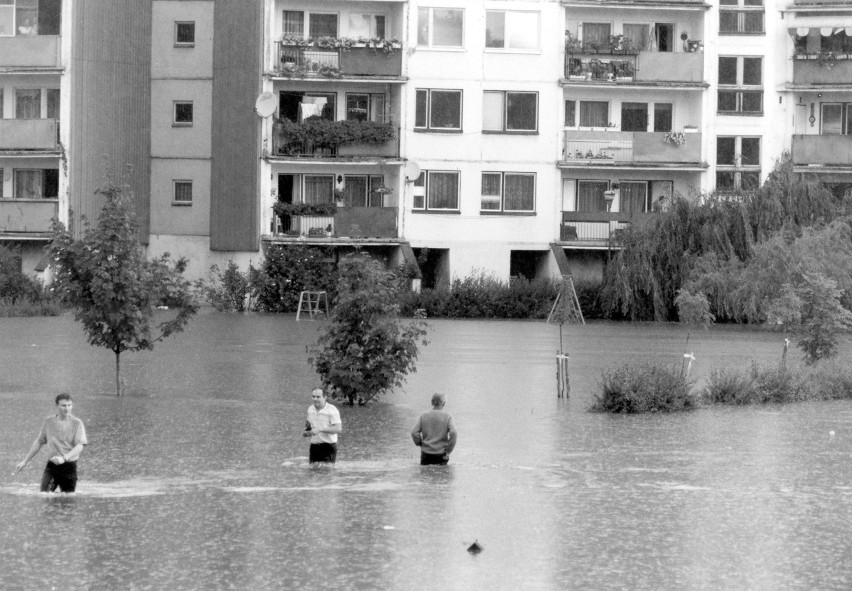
[663,130,687,146]
[565,31,583,55]
[615,60,635,81]
[589,59,609,80]
[567,58,586,80]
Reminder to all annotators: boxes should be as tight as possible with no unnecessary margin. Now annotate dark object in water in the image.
[467,540,483,554]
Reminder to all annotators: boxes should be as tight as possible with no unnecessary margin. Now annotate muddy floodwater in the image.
[1,312,851,590]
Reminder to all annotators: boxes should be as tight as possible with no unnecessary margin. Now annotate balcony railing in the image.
[560,211,654,243]
[565,51,704,84]
[562,131,702,165]
[792,135,852,166]
[792,56,852,85]
[271,120,399,158]
[275,43,402,78]
[0,35,61,68]
[0,199,58,234]
[274,207,398,239]
[0,119,59,150]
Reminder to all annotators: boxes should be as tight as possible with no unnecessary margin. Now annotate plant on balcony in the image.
[608,35,637,55]
[315,35,356,50]
[273,201,338,218]
[664,131,687,146]
[818,50,838,69]
[615,60,635,79]
[278,59,342,78]
[565,31,583,54]
[276,117,395,155]
[361,37,402,55]
[589,59,609,80]
[280,34,312,47]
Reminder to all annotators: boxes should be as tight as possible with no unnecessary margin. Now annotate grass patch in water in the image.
[0,297,63,317]
[591,362,696,414]
[703,361,852,405]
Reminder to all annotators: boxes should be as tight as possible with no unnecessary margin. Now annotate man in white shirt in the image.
[303,388,342,464]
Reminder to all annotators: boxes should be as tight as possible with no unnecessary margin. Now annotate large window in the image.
[304,175,335,204]
[348,14,385,38]
[577,180,608,212]
[413,171,459,211]
[282,11,337,37]
[718,56,763,115]
[485,10,539,50]
[821,103,852,135]
[417,7,463,48]
[415,89,462,132]
[343,175,386,207]
[346,93,386,123]
[621,103,648,132]
[14,169,58,199]
[0,0,61,37]
[579,101,608,127]
[716,136,761,192]
[173,181,192,205]
[582,22,611,46]
[719,0,764,34]
[481,172,535,213]
[620,182,648,213]
[483,91,537,132]
[15,89,40,119]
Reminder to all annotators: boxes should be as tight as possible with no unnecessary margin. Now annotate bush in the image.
[800,361,852,401]
[591,362,696,413]
[255,245,337,312]
[0,245,42,303]
[701,363,810,405]
[196,260,262,312]
[700,367,756,405]
[0,296,62,317]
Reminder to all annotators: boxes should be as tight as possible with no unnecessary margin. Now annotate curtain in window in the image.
[506,93,536,131]
[309,14,337,37]
[622,24,648,52]
[283,11,304,35]
[579,102,608,127]
[344,176,368,207]
[304,176,333,204]
[481,173,501,210]
[822,104,842,135]
[428,172,458,209]
[620,182,647,214]
[0,169,3,198]
[47,89,59,119]
[368,175,385,207]
[16,89,40,119]
[577,181,607,212]
[583,23,610,45]
[482,92,504,131]
[504,174,534,211]
[15,170,42,199]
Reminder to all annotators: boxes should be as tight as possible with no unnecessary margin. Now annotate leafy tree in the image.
[50,183,198,396]
[313,254,428,405]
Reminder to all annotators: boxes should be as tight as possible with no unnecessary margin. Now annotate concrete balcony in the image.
[0,199,58,235]
[559,211,654,245]
[562,0,708,5]
[0,36,61,68]
[792,57,852,86]
[274,43,403,79]
[270,120,399,159]
[274,207,398,240]
[0,119,59,151]
[561,131,704,168]
[792,135,852,166]
[564,51,705,85]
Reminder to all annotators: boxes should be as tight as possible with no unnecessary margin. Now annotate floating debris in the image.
[467,540,484,554]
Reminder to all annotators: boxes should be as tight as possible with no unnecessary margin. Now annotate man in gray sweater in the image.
[411,393,457,465]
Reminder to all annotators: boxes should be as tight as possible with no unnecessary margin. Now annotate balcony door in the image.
[822,104,843,135]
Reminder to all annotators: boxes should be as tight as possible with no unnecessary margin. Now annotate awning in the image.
[790,26,851,37]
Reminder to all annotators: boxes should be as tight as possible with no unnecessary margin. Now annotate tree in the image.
[312,254,428,405]
[50,183,199,396]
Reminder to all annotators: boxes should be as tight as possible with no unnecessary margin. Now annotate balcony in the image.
[562,0,708,5]
[0,35,61,68]
[0,120,59,151]
[273,207,398,240]
[0,199,58,236]
[792,56,852,86]
[274,42,403,79]
[270,119,399,159]
[564,51,705,85]
[792,135,852,167]
[560,211,654,244]
[561,131,703,168]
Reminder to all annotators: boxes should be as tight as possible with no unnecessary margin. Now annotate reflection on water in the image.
[1,313,852,590]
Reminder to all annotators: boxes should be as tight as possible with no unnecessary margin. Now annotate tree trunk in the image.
[115,350,122,397]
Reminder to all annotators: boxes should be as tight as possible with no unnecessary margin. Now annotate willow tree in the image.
[50,183,198,395]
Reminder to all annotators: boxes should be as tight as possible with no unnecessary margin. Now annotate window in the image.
[483,91,537,133]
[415,89,462,132]
[577,180,608,212]
[481,172,535,213]
[343,175,386,207]
[16,89,40,119]
[621,103,648,132]
[346,93,386,123]
[412,171,459,211]
[623,24,649,52]
[485,10,539,50]
[175,22,195,46]
[282,11,337,37]
[582,23,611,46]
[14,169,58,199]
[654,103,672,132]
[716,136,760,192]
[0,89,3,118]
[173,101,193,125]
[0,0,60,36]
[348,14,385,39]
[620,182,648,213]
[564,100,576,127]
[717,57,762,115]
[173,181,192,205]
[820,103,852,135]
[282,11,304,36]
[46,88,59,119]
[279,92,335,123]
[417,7,463,48]
[719,0,764,34]
[0,169,3,198]
[579,101,608,127]
[304,175,335,204]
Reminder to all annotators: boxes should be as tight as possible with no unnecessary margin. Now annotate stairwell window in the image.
[173,101,193,126]
[412,171,459,212]
[175,22,195,46]
[716,136,761,193]
[719,0,764,35]
[173,181,192,206]
[718,56,763,115]
[485,10,539,51]
[415,89,462,132]
[483,91,537,133]
[481,172,535,213]
[417,7,464,48]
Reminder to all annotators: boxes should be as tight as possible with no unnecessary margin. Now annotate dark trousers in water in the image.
[421,452,449,466]
[309,442,337,464]
[40,461,78,493]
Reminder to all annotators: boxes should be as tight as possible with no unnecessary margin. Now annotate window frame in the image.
[174,21,195,47]
[719,0,764,35]
[173,101,194,126]
[716,135,761,193]
[345,92,386,123]
[412,170,460,212]
[347,13,386,39]
[13,168,58,200]
[484,10,540,52]
[282,10,339,38]
[343,174,386,207]
[172,180,193,206]
[417,7,464,49]
[480,171,536,214]
[483,91,538,134]
[415,89,463,133]
[578,100,609,128]
[717,56,763,115]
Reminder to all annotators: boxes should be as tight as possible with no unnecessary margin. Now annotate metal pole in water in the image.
[557,352,570,398]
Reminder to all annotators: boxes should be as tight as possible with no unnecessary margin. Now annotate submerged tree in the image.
[50,183,199,395]
[313,254,428,405]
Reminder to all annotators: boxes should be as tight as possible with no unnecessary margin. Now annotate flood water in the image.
[1,312,852,590]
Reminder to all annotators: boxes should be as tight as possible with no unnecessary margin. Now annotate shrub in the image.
[591,362,696,413]
[701,367,756,405]
[800,361,852,401]
[255,245,337,312]
[0,245,42,303]
[196,261,262,312]
[0,296,62,317]
[702,363,808,405]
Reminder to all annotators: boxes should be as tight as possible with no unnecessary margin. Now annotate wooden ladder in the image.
[296,290,329,321]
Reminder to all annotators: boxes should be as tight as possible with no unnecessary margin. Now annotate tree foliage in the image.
[313,254,428,405]
[50,183,198,395]
[0,245,42,303]
[255,244,337,312]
